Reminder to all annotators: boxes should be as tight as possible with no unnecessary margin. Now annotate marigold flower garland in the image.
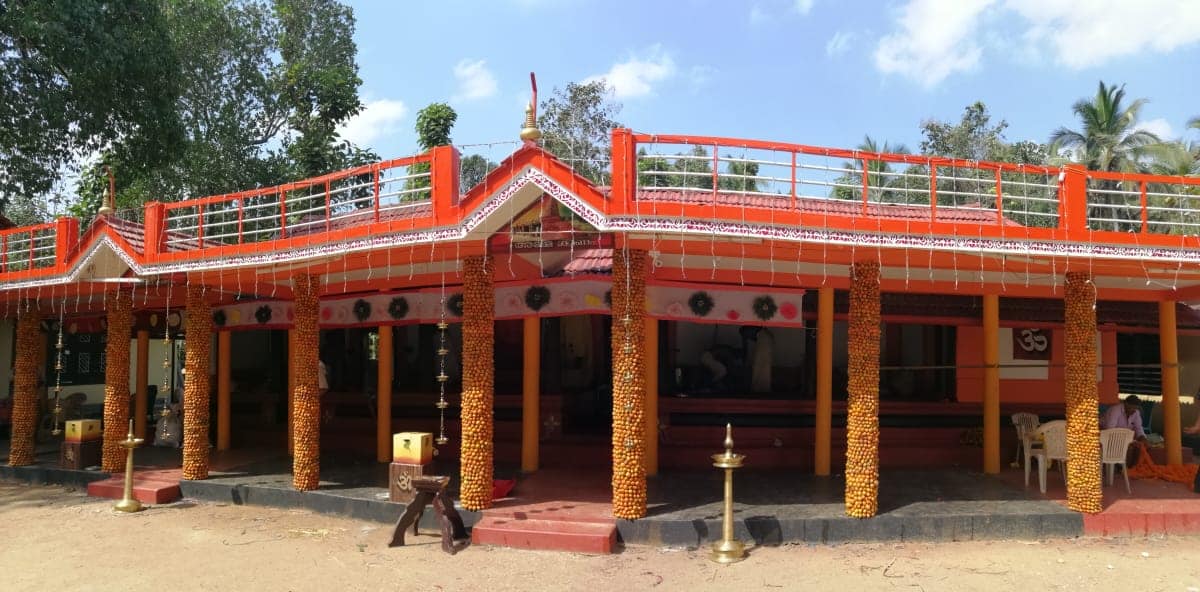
[459,255,495,510]
[101,290,133,472]
[611,249,648,519]
[845,261,880,518]
[1064,272,1102,513]
[292,273,322,490]
[8,305,41,466]
[183,285,212,480]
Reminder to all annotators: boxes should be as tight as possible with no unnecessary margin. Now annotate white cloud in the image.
[453,59,498,102]
[337,99,407,148]
[874,0,997,88]
[1006,0,1200,69]
[585,45,676,100]
[751,0,815,24]
[826,31,855,57]
[874,0,1200,88]
[1137,118,1175,140]
[749,5,768,25]
[688,65,716,91]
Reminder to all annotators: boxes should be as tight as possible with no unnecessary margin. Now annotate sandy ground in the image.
[2,481,1200,592]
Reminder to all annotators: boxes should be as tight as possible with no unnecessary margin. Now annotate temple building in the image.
[2,123,1200,519]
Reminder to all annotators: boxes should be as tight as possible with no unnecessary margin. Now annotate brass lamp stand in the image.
[114,419,144,513]
[709,423,746,564]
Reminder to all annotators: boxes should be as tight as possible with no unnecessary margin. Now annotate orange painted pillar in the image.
[287,329,296,455]
[521,317,540,473]
[376,325,393,463]
[217,331,231,451]
[1160,301,1182,466]
[815,287,834,476]
[135,330,150,440]
[644,317,659,476]
[983,294,1000,474]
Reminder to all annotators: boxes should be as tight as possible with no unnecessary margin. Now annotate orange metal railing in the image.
[621,131,1064,229]
[156,153,435,252]
[1,129,1198,284]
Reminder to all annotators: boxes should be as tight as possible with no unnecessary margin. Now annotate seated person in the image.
[1101,395,1147,442]
[1184,412,1200,436]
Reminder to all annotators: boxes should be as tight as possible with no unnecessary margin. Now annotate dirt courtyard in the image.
[1,481,1199,592]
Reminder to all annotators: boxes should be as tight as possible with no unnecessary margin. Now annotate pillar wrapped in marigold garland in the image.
[460,255,495,510]
[845,260,880,518]
[182,285,212,480]
[1064,272,1102,513]
[611,248,647,520]
[292,273,322,491]
[101,290,134,472]
[8,305,41,466]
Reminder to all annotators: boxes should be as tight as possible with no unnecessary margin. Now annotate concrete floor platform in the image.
[7,438,1200,547]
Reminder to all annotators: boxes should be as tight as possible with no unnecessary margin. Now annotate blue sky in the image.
[340,0,1200,161]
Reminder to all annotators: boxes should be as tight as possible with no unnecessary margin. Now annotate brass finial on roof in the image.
[520,72,542,143]
[520,103,542,142]
[97,165,116,217]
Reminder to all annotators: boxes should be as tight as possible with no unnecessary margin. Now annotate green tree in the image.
[919,102,1007,161]
[1050,82,1159,172]
[66,0,372,223]
[830,136,910,202]
[539,81,622,184]
[0,0,183,212]
[402,103,457,199]
[719,160,760,192]
[636,149,673,188]
[460,154,498,191]
[276,0,366,178]
[415,103,457,151]
[918,102,1055,226]
[1050,81,1160,230]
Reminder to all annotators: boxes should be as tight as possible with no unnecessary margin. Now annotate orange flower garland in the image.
[1128,441,1199,487]
[846,260,880,518]
[101,290,133,472]
[1064,272,1102,513]
[292,273,322,491]
[611,249,647,520]
[459,255,495,510]
[182,285,212,480]
[8,306,41,466]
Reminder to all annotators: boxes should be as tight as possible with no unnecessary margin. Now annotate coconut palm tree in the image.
[1050,82,1160,230]
[1050,81,1160,172]
[831,135,910,201]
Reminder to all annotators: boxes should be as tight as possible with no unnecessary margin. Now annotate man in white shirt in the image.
[1101,395,1146,442]
[318,359,329,396]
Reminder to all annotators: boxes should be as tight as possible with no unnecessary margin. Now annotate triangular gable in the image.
[456,143,611,238]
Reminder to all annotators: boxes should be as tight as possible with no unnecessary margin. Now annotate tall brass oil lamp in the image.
[114,419,145,513]
[710,423,746,564]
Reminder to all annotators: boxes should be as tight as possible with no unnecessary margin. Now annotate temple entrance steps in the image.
[86,468,182,504]
[473,469,618,553]
[471,503,618,554]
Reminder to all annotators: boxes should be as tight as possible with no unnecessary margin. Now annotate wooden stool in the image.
[387,475,468,554]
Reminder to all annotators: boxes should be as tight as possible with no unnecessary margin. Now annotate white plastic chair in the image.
[1100,427,1135,494]
[1012,412,1041,468]
[1029,420,1068,493]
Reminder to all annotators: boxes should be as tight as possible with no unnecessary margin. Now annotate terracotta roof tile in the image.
[559,248,612,275]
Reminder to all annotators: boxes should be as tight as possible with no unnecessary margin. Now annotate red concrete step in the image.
[1083,500,1200,536]
[87,477,181,505]
[471,515,617,554]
